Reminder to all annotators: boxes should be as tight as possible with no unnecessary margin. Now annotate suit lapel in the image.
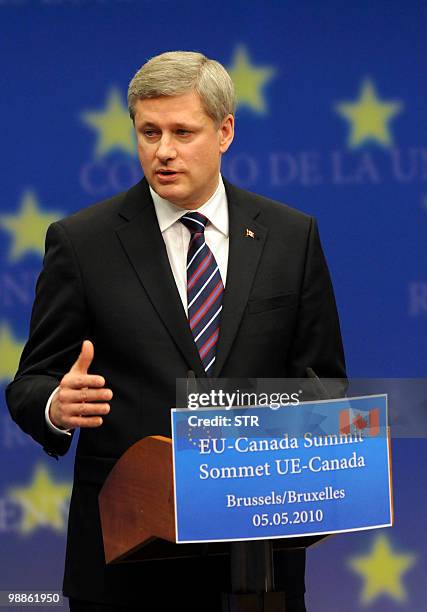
[115,179,206,377]
[213,180,268,377]
[115,178,268,380]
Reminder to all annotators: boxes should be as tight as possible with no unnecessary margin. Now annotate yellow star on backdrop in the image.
[227,46,275,113]
[0,191,60,262]
[0,323,24,382]
[335,79,403,148]
[349,533,416,604]
[8,464,72,534]
[81,87,135,157]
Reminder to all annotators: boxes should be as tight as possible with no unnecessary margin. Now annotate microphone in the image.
[186,370,198,409]
[306,367,330,400]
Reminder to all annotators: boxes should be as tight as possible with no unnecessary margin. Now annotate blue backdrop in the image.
[0,1,426,610]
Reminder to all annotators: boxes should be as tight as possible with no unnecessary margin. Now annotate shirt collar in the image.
[150,175,228,237]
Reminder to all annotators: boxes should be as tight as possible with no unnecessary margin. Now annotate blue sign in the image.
[171,395,392,543]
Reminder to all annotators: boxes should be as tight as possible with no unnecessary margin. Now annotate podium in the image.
[99,435,329,611]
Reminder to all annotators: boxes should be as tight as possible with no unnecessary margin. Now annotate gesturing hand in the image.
[49,340,112,430]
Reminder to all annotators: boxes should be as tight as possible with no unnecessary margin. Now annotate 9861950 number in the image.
[4,592,62,605]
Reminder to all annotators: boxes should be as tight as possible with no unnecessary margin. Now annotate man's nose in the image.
[156,135,177,162]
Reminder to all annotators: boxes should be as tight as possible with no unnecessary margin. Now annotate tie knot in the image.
[180,212,209,234]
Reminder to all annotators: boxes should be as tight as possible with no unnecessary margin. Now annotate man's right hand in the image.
[49,340,112,430]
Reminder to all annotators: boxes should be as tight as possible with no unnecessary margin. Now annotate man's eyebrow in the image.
[138,121,159,129]
[138,120,199,130]
[172,122,198,129]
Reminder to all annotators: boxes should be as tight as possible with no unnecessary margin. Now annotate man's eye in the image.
[177,130,191,136]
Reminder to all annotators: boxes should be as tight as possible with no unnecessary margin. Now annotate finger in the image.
[66,415,105,429]
[70,340,95,375]
[58,387,112,403]
[65,403,111,417]
[62,374,106,390]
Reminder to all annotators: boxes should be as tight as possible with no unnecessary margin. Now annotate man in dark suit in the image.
[6,51,345,611]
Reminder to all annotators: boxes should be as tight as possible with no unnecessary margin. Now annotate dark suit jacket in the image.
[6,177,345,605]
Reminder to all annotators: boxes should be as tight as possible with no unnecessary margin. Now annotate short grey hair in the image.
[128,51,236,125]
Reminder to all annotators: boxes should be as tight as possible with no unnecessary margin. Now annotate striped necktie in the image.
[180,212,224,376]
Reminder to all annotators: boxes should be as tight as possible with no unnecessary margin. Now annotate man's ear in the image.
[219,114,235,153]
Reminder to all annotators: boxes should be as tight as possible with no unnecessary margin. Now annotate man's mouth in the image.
[155,169,180,183]
[156,169,178,176]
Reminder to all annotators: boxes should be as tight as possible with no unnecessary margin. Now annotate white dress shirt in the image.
[45,175,229,434]
[150,175,229,311]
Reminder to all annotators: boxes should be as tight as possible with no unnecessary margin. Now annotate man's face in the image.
[133,91,234,209]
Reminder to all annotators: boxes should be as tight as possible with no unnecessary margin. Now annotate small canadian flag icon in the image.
[339,407,380,437]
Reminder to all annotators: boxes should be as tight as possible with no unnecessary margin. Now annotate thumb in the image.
[71,339,94,374]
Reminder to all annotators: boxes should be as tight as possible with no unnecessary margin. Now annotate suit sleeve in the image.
[5,221,91,457]
[286,217,346,381]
